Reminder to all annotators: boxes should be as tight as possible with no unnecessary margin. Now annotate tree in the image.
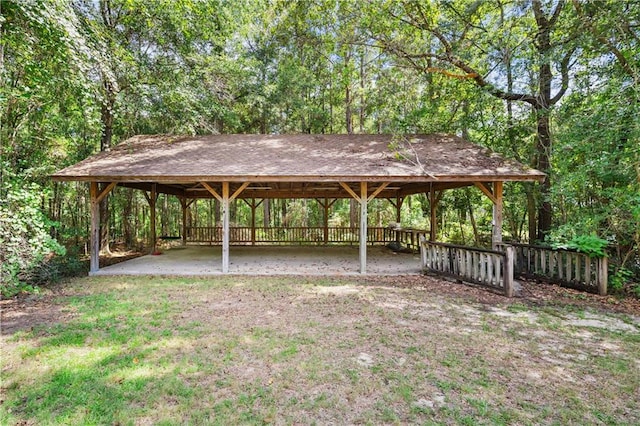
[368,0,579,241]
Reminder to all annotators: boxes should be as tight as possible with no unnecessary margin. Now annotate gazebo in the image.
[52,134,545,274]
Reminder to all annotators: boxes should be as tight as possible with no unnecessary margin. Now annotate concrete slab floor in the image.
[93,245,422,276]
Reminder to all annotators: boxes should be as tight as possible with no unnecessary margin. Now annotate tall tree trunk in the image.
[535,107,553,241]
[99,184,111,255]
[99,79,116,255]
[161,194,168,236]
[359,51,365,133]
[122,188,134,248]
[526,184,537,243]
[207,199,213,228]
[281,200,288,226]
[214,199,221,224]
[345,50,353,135]
[465,189,480,245]
[263,199,270,227]
[349,199,357,230]
[230,199,237,223]
[534,3,554,241]
[329,74,334,133]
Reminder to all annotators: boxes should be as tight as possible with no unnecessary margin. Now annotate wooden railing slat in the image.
[493,242,607,295]
[419,238,512,296]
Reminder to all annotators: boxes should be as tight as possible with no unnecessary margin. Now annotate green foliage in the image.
[0,178,66,297]
[552,235,608,258]
[610,267,633,292]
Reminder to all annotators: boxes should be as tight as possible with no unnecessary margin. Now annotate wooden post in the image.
[89,182,100,274]
[323,197,329,245]
[503,245,515,297]
[251,198,256,245]
[429,186,438,242]
[149,183,157,254]
[492,181,503,250]
[222,182,230,273]
[395,195,403,243]
[180,198,188,246]
[598,256,608,296]
[201,181,248,273]
[360,182,368,274]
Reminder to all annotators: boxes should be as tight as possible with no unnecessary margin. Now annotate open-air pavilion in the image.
[52,134,545,275]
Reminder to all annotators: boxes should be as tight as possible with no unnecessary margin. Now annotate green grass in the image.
[1,275,639,425]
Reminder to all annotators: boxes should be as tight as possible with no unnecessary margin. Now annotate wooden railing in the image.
[184,226,427,250]
[497,242,608,295]
[420,237,515,297]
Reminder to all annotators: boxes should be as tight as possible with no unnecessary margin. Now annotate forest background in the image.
[1,0,638,296]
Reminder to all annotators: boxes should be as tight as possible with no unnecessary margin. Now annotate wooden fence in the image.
[497,242,608,295]
[184,226,427,251]
[420,237,515,297]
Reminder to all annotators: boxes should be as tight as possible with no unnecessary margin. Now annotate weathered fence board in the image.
[497,242,607,296]
[420,237,514,297]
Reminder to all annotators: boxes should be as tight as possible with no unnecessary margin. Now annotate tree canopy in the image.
[1,0,639,296]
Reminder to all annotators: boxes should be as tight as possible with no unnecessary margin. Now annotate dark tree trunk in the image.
[99,79,116,254]
[263,199,270,227]
[535,107,553,242]
[345,49,353,135]
[533,2,555,241]
[122,188,134,248]
[359,51,365,133]
[349,199,357,230]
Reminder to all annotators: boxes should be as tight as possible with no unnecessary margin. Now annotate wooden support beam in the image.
[230,182,250,201]
[474,182,504,249]
[367,182,390,202]
[337,182,369,272]
[394,196,404,243]
[201,181,222,202]
[492,181,503,250]
[250,198,257,245]
[429,185,441,242]
[474,182,497,204]
[323,198,329,244]
[222,182,230,273]
[339,182,360,200]
[95,182,117,203]
[149,183,157,254]
[89,182,100,274]
[180,198,192,246]
[360,182,368,274]
[316,198,337,245]
[315,197,337,209]
[119,182,185,198]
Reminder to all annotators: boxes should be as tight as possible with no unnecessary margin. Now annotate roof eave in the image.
[51,173,546,183]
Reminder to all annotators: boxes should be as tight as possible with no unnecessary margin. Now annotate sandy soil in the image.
[92,245,422,276]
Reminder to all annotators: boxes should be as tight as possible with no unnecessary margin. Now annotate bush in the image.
[0,180,65,297]
[552,234,608,258]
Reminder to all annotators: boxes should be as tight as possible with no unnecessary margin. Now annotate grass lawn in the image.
[1,275,639,425]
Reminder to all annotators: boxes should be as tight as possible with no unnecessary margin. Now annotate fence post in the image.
[598,256,608,296]
[503,245,514,297]
[419,236,427,271]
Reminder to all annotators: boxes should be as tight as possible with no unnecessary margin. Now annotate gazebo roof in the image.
[52,133,544,199]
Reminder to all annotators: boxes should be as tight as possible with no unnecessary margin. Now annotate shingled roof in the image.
[52,134,544,199]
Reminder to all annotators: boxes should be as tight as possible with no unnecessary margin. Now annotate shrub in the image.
[0,181,65,297]
[553,234,609,258]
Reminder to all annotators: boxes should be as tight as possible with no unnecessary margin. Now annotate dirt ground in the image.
[2,273,639,424]
[2,273,640,336]
[92,245,423,276]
